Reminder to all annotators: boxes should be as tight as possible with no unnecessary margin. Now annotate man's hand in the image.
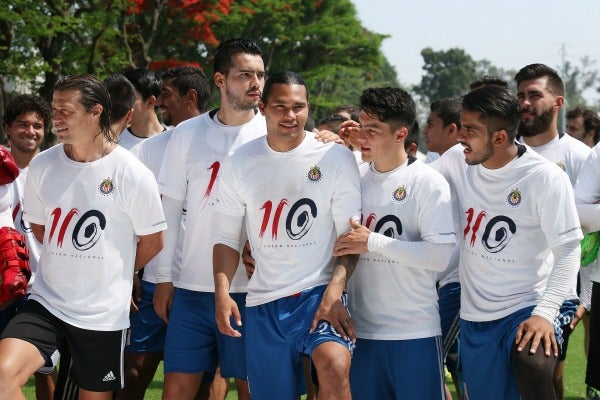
[215,292,242,338]
[338,120,361,149]
[310,286,355,343]
[570,304,588,330]
[153,282,174,323]
[130,273,142,314]
[515,315,558,357]
[313,129,344,145]
[241,240,255,280]
[333,218,370,256]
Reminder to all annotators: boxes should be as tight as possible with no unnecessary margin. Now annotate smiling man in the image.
[213,71,361,400]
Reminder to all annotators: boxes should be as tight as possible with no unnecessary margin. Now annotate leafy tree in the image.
[1,0,398,124]
[413,47,478,106]
[557,56,599,109]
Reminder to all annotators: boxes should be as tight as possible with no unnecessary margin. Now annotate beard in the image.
[225,87,259,111]
[518,107,553,137]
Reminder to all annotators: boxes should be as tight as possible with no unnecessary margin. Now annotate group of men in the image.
[0,35,596,400]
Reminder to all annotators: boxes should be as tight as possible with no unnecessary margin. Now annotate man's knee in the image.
[511,342,557,400]
[311,342,351,383]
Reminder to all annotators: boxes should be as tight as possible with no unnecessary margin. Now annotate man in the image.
[157,66,209,128]
[1,94,56,400]
[153,38,266,400]
[434,85,582,399]
[213,71,361,400]
[332,87,456,399]
[515,63,591,399]
[104,73,137,135]
[0,74,166,399]
[118,68,166,157]
[120,66,210,400]
[566,106,600,148]
[423,95,464,399]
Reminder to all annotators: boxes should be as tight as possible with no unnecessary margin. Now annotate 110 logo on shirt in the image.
[259,198,317,241]
[48,207,106,250]
[463,208,516,253]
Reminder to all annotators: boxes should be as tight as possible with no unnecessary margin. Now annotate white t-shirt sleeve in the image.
[157,128,187,202]
[127,169,166,236]
[22,161,45,226]
[332,151,362,236]
[215,155,247,217]
[574,144,600,232]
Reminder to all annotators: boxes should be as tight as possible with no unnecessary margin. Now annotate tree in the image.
[1,0,398,124]
[413,47,478,106]
[557,56,599,109]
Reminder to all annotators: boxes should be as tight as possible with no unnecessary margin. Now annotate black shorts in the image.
[1,300,126,392]
[587,282,600,390]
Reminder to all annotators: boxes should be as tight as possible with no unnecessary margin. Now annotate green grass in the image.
[22,325,590,399]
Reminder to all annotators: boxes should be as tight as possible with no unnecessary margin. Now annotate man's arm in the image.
[516,239,580,357]
[152,195,183,323]
[134,231,164,271]
[214,243,243,338]
[310,252,359,342]
[31,223,44,244]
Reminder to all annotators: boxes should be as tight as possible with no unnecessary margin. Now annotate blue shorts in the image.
[126,281,166,353]
[461,306,535,400]
[350,336,444,399]
[438,282,461,372]
[245,285,353,400]
[556,298,579,361]
[163,288,246,379]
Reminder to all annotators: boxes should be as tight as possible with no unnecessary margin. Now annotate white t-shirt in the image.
[523,133,591,299]
[0,184,13,228]
[118,128,148,158]
[137,129,183,283]
[435,144,582,321]
[216,132,362,306]
[522,133,591,186]
[574,142,600,286]
[158,111,266,292]
[11,166,40,289]
[348,158,456,340]
[23,145,166,331]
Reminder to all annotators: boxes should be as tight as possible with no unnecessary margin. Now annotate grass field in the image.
[22,324,590,399]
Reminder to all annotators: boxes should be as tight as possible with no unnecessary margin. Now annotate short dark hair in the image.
[3,94,52,136]
[317,114,348,132]
[333,104,359,122]
[568,106,600,145]
[405,120,420,148]
[123,68,162,100]
[214,38,263,76]
[162,66,210,112]
[462,86,521,140]
[469,76,508,91]
[514,63,564,96]
[430,96,463,130]
[54,74,115,143]
[103,74,136,123]
[261,71,308,104]
[359,87,416,132]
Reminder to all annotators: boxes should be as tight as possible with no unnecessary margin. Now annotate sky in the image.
[351,0,600,100]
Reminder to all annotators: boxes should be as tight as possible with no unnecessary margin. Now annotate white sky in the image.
[351,0,600,98]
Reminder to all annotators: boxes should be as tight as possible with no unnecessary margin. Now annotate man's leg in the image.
[162,289,219,400]
[511,340,557,400]
[119,280,166,400]
[311,341,351,400]
[34,369,57,400]
[0,338,46,398]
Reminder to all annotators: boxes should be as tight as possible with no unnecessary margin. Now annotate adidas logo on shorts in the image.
[102,371,116,382]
